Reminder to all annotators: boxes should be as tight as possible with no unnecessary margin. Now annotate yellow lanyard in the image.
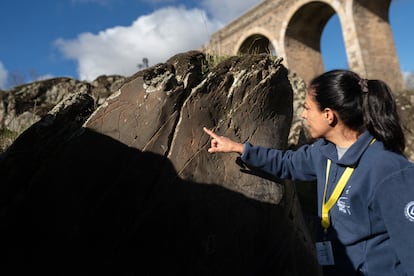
[321,138,376,231]
[321,160,354,231]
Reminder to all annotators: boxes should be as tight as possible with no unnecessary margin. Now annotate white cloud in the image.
[200,0,261,24]
[55,0,263,81]
[56,6,221,81]
[0,61,8,89]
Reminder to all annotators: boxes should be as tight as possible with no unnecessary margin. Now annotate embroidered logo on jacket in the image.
[337,185,352,215]
[405,201,414,222]
[337,197,351,215]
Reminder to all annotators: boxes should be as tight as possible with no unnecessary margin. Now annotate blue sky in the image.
[0,0,413,89]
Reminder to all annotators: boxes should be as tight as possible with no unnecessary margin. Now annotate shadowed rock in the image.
[0,52,321,275]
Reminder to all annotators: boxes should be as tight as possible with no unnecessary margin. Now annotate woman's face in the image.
[301,90,331,139]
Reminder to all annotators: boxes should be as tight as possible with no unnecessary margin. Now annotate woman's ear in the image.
[324,108,337,126]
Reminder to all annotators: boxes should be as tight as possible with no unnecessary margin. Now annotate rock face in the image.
[0,75,126,134]
[86,52,295,204]
[395,89,414,161]
[0,51,320,274]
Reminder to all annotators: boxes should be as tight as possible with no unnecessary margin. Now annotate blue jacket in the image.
[241,131,414,275]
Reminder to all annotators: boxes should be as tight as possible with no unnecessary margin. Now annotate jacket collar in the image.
[320,131,375,166]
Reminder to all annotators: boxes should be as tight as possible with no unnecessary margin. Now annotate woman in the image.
[203,70,414,275]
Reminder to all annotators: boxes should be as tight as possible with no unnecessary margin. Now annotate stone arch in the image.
[238,34,274,55]
[282,1,339,85]
[234,27,278,56]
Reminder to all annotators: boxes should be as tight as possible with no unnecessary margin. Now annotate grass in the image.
[0,128,19,154]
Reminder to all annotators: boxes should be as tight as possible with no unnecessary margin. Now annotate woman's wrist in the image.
[234,142,244,154]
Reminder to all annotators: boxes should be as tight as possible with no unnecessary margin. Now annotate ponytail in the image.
[310,70,405,154]
[362,79,405,154]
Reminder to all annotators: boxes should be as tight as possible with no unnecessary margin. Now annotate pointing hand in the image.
[203,127,244,154]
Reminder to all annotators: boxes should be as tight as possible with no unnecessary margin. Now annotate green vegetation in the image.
[205,53,231,68]
[201,53,230,76]
[0,128,19,154]
[203,52,278,76]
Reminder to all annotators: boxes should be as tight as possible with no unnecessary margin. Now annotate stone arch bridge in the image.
[204,0,403,91]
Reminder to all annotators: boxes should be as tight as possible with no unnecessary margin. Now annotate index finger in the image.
[203,127,219,139]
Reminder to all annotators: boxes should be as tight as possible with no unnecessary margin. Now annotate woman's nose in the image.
[301,109,306,119]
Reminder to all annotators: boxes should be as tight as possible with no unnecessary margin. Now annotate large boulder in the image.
[0,51,322,274]
[86,52,296,203]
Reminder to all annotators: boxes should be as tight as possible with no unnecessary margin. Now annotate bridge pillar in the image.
[282,1,335,88]
[346,0,403,91]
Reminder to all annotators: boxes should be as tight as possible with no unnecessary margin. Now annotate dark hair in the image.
[309,69,405,154]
